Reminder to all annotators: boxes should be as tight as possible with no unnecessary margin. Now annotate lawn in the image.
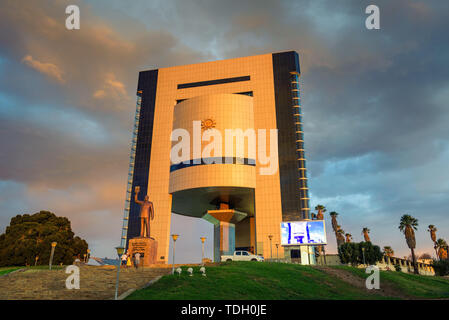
[26,265,64,270]
[0,267,21,276]
[333,265,449,299]
[0,265,64,275]
[127,262,387,300]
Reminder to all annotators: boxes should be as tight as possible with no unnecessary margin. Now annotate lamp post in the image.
[83,254,87,263]
[362,247,366,266]
[171,234,179,274]
[87,249,91,263]
[268,235,273,261]
[49,242,57,270]
[200,237,206,266]
[114,246,124,300]
[275,243,279,262]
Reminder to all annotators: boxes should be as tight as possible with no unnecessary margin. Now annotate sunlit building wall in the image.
[121,51,310,263]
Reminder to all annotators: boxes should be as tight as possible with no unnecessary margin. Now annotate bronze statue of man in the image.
[134,186,154,238]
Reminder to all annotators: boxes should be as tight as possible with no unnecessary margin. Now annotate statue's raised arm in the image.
[134,186,144,205]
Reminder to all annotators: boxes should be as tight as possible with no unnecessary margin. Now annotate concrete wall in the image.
[316,254,435,276]
[376,256,435,276]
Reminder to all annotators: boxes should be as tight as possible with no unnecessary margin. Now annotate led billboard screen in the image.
[281,220,327,245]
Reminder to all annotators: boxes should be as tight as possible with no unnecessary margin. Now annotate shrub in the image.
[432,259,449,276]
[338,242,359,266]
[338,241,383,266]
[394,264,401,272]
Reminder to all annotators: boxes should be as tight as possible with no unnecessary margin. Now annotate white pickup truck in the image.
[221,250,264,262]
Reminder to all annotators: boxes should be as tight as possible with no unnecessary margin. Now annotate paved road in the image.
[0,265,170,300]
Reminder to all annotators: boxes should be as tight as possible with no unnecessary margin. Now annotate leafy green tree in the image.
[338,242,359,266]
[360,241,383,265]
[338,241,383,266]
[0,211,88,266]
[419,253,432,260]
[432,259,449,276]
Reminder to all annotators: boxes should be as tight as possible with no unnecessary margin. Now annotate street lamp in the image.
[268,235,273,261]
[171,234,179,274]
[362,247,366,266]
[49,242,57,270]
[83,253,87,263]
[87,249,91,263]
[275,243,279,262]
[200,237,206,266]
[114,246,125,300]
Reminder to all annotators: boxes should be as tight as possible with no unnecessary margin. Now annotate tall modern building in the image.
[120,51,310,263]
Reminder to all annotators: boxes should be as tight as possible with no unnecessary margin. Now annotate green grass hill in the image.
[127,262,449,300]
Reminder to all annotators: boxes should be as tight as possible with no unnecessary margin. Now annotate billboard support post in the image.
[300,246,309,265]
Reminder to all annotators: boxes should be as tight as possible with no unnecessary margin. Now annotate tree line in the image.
[311,205,448,275]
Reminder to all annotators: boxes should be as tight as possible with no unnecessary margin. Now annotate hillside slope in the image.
[127,262,449,300]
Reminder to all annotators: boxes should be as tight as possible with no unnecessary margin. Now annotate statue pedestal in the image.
[128,237,158,266]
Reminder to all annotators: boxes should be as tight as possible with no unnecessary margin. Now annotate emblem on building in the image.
[201,118,216,131]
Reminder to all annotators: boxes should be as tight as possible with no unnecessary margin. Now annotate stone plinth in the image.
[128,237,158,266]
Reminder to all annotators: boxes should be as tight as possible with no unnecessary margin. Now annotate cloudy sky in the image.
[1,0,448,262]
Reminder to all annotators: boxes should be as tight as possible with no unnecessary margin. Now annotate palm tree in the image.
[435,238,448,260]
[399,214,419,274]
[345,233,352,243]
[427,225,438,258]
[336,227,345,247]
[315,205,326,220]
[383,246,394,257]
[313,206,326,263]
[362,227,371,242]
[329,211,339,232]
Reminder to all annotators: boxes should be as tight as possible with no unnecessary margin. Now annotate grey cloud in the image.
[1,0,448,258]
